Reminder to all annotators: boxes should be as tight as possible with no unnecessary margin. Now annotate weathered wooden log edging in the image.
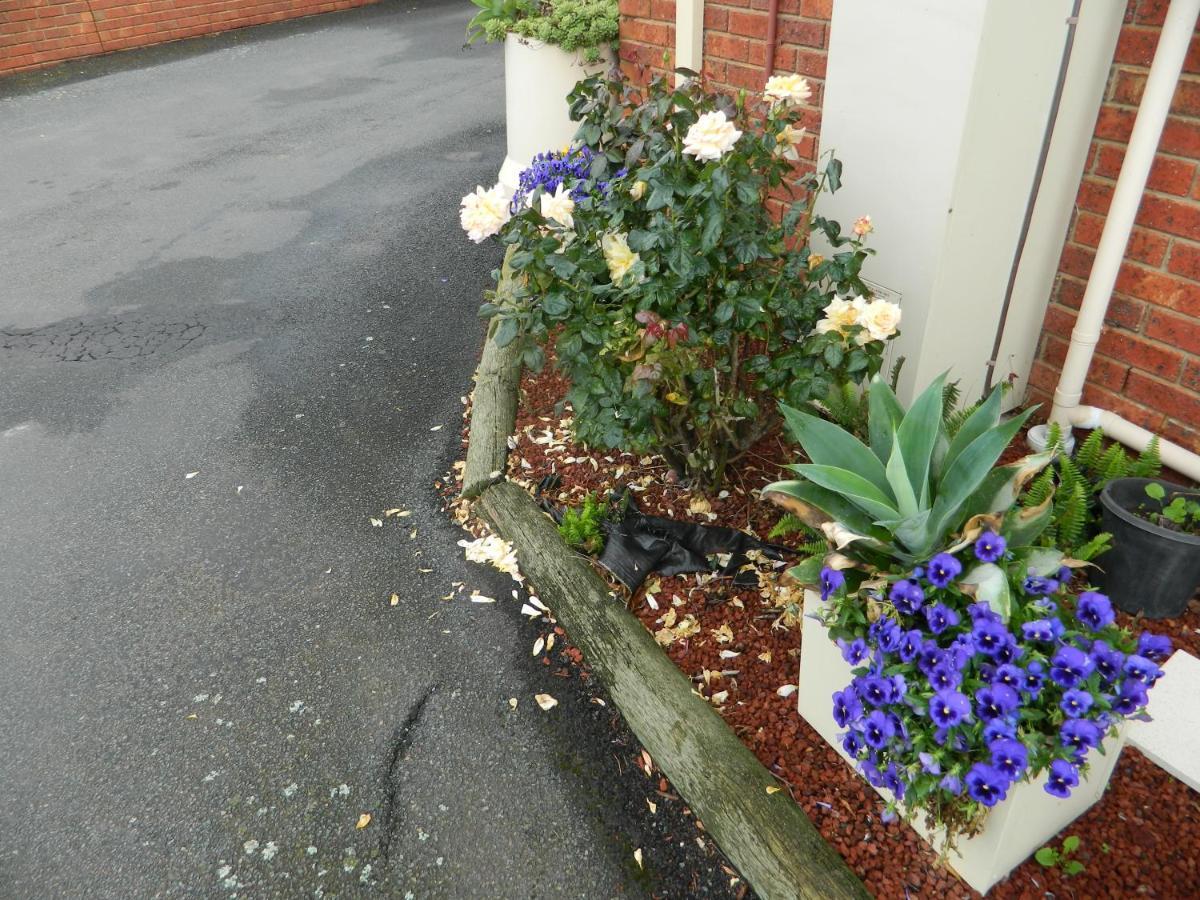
[461,323,869,900]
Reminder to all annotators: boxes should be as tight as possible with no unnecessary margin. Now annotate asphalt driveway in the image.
[0,4,696,896]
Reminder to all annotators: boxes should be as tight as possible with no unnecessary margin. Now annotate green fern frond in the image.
[768,514,827,555]
[1056,482,1089,550]
[888,356,906,392]
[1074,532,1113,562]
[1096,442,1131,486]
[1075,428,1105,475]
[942,381,962,424]
[1130,437,1162,479]
[1023,468,1055,509]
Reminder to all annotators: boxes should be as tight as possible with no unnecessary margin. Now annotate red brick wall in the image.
[0,0,377,75]
[618,0,830,167]
[1027,0,1200,452]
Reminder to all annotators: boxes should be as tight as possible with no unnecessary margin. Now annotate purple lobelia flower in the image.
[926,553,963,588]
[1044,759,1080,798]
[929,689,971,728]
[965,764,1010,807]
[973,531,1007,563]
[889,578,926,615]
[820,566,845,602]
[1050,645,1095,688]
[1075,591,1115,631]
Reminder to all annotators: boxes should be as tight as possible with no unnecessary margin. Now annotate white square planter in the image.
[798,590,1126,895]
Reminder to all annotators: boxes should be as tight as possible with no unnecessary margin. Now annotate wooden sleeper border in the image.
[460,263,868,900]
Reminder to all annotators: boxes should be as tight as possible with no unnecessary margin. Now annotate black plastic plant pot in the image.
[1097,477,1200,619]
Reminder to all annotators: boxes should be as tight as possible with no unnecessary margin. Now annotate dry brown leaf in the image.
[356,813,372,829]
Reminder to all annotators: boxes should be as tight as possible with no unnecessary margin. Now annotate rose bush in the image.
[463,71,899,487]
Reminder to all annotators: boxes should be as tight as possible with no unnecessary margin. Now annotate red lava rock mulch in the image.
[479,361,1200,900]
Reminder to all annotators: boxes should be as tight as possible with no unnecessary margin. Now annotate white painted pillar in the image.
[675,0,704,83]
[816,0,1125,403]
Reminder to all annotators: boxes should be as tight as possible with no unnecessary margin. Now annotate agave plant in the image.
[764,374,1059,612]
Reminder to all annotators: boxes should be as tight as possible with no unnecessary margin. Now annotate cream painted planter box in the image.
[497,34,612,192]
[798,590,1126,895]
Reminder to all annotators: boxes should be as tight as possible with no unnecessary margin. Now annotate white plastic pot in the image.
[497,34,612,191]
[798,589,1125,895]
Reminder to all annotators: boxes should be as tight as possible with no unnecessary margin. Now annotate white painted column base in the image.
[498,35,612,192]
[1127,650,1200,792]
[798,590,1125,895]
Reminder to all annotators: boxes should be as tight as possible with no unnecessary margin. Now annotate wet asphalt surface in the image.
[0,3,743,897]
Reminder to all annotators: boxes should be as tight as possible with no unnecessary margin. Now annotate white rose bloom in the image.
[459,184,511,243]
[601,232,641,285]
[764,73,813,105]
[857,298,902,343]
[539,183,575,230]
[682,111,743,162]
[775,123,807,161]
[815,295,865,335]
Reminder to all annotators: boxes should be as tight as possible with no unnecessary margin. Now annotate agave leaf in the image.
[1002,490,1055,548]
[780,405,893,500]
[885,440,920,519]
[959,562,1013,622]
[867,376,905,465]
[790,464,901,522]
[762,481,875,535]
[983,450,1055,513]
[786,555,824,586]
[1019,546,1064,577]
[929,409,1035,546]
[820,521,890,553]
[895,372,946,507]
[939,384,1005,479]
[876,509,933,558]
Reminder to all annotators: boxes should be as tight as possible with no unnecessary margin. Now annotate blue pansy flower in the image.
[971,620,1011,656]
[837,637,869,666]
[973,531,1007,563]
[1123,654,1164,686]
[889,578,925,615]
[1089,640,1124,683]
[1044,758,1080,798]
[1060,688,1094,718]
[1050,645,1095,687]
[819,566,845,602]
[862,710,895,749]
[939,773,964,795]
[929,689,971,728]
[1060,718,1102,751]
[1076,591,1115,631]
[1022,660,1047,697]
[975,684,1019,720]
[923,603,960,635]
[1023,574,1059,596]
[832,688,863,728]
[989,738,1028,779]
[1112,680,1149,715]
[965,763,1011,807]
[1137,631,1173,662]
[927,553,963,588]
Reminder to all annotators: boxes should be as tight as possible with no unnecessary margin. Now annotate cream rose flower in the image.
[775,123,807,160]
[857,298,902,343]
[764,73,813,105]
[459,183,511,243]
[814,295,865,335]
[602,232,640,285]
[540,183,575,229]
[853,215,874,237]
[682,111,742,162]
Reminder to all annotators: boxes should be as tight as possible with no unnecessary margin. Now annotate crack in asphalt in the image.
[378,684,437,864]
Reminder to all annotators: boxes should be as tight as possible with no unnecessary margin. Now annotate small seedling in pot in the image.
[1139,483,1200,536]
[1035,834,1085,876]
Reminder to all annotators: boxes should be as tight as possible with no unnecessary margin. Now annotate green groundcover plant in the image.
[465,0,618,62]
[763,376,1171,847]
[461,70,899,487]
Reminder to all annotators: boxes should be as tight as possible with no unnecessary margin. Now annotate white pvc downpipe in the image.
[1040,0,1200,482]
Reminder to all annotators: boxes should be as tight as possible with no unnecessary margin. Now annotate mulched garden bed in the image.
[457,357,1200,900]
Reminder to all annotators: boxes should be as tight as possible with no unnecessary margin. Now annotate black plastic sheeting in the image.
[537,476,795,593]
